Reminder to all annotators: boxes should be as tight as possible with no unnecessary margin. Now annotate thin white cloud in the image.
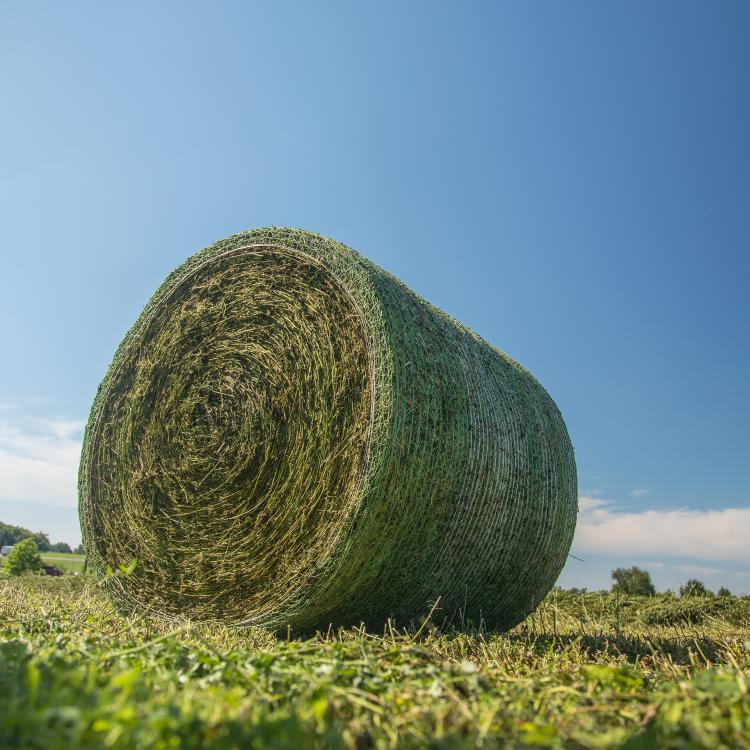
[674,564,724,576]
[0,411,83,508]
[644,561,665,569]
[629,488,650,497]
[574,496,750,564]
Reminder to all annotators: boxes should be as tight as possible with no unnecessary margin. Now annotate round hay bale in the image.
[79,228,577,631]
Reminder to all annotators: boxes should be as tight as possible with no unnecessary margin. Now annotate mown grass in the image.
[0,576,748,749]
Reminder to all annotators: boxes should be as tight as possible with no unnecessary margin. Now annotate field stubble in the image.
[0,575,748,749]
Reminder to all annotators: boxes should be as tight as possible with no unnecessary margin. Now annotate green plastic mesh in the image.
[79,228,577,631]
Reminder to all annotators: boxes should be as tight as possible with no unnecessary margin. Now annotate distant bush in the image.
[5,539,42,576]
[611,567,656,597]
[718,587,732,598]
[680,579,712,597]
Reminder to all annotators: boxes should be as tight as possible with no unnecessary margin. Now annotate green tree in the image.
[717,586,732,597]
[611,566,656,596]
[31,532,51,552]
[5,538,42,576]
[680,579,712,597]
[0,522,51,551]
[74,544,85,555]
[0,522,29,546]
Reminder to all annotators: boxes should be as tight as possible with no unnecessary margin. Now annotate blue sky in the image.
[1,2,748,593]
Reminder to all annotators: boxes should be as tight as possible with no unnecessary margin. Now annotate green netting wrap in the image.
[79,228,577,631]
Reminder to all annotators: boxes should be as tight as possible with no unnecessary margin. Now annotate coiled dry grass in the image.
[79,228,577,631]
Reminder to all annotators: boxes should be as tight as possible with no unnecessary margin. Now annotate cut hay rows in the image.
[79,228,577,631]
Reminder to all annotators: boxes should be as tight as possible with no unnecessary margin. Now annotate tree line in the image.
[0,521,83,555]
[608,566,732,597]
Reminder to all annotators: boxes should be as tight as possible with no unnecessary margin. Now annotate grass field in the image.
[39,552,86,574]
[0,552,85,575]
[1,575,748,749]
